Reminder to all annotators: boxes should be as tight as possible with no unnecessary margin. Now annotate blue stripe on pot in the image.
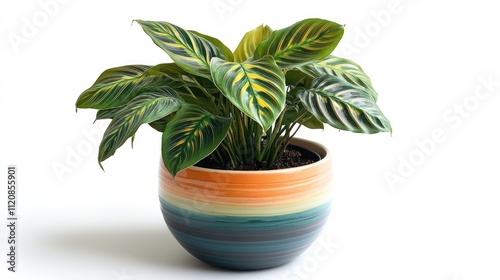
[160,198,331,270]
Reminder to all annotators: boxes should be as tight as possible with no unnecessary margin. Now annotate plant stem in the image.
[261,108,286,164]
[235,110,248,162]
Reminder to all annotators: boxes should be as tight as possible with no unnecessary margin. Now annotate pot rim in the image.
[180,138,330,175]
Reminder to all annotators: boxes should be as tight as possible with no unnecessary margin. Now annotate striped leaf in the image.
[299,56,378,101]
[145,63,190,81]
[253,18,344,68]
[94,106,124,122]
[135,20,227,79]
[286,69,313,88]
[283,88,324,130]
[148,116,172,132]
[210,56,286,131]
[190,30,234,62]
[76,64,182,109]
[234,24,273,62]
[162,104,231,177]
[98,87,183,166]
[297,76,391,134]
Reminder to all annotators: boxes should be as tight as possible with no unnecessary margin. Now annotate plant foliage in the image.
[76,18,391,177]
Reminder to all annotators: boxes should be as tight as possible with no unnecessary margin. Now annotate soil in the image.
[196,145,319,171]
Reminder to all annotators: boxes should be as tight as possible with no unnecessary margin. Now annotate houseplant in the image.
[75,18,391,270]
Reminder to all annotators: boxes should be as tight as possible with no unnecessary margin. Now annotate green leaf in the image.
[210,56,286,131]
[234,24,273,62]
[98,87,182,166]
[253,18,344,68]
[297,76,391,134]
[162,104,231,177]
[286,69,313,88]
[94,106,124,122]
[190,30,234,62]
[76,64,182,109]
[282,104,324,130]
[134,20,227,79]
[176,91,217,114]
[300,114,325,130]
[283,88,323,130]
[145,63,190,81]
[148,115,173,132]
[299,55,378,101]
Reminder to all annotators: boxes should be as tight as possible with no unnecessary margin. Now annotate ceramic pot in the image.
[158,138,332,270]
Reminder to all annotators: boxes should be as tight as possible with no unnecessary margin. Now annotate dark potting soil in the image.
[196,145,320,171]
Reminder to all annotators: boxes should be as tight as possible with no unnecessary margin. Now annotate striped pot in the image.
[158,138,332,270]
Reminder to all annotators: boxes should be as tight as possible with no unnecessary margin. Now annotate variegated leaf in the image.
[282,103,324,130]
[234,24,273,62]
[98,87,182,166]
[283,87,323,130]
[135,20,227,79]
[253,18,344,68]
[286,69,313,88]
[94,106,124,122]
[76,64,182,109]
[162,104,231,177]
[145,63,189,81]
[299,55,378,101]
[190,30,234,62]
[297,76,391,134]
[148,116,172,132]
[210,56,286,131]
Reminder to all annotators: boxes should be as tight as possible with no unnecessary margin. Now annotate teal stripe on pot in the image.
[159,199,331,270]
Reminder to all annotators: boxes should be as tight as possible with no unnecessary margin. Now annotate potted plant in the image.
[75,18,391,270]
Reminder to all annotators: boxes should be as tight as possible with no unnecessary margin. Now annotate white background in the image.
[1,0,500,279]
